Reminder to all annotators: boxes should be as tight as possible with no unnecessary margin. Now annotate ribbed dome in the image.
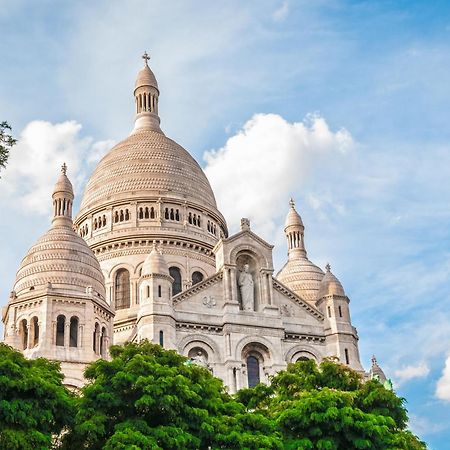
[317,264,345,299]
[78,129,219,214]
[142,243,169,276]
[277,257,324,302]
[13,225,106,298]
[135,65,158,91]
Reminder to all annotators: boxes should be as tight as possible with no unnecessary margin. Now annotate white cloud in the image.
[0,120,113,215]
[393,362,430,387]
[273,1,289,22]
[204,113,354,239]
[436,355,450,401]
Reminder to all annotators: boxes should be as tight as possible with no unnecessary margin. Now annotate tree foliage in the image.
[0,343,74,450]
[0,121,17,174]
[62,341,282,449]
[236,359,426,450]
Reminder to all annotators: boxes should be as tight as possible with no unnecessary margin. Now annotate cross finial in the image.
[289,198,295,208]
[325,263,331,272]
[61,162,67,175]
[142,51,150,66]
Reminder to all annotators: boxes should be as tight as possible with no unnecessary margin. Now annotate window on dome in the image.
[247,356,260,388]
[345,348,350,364]
[175,209,180,221]
[169,267,182,295]
[158,285,162,298]
[56,315,65,346]
[145,207,149,219]
[192,271,204,285]
[338,305,343,317]
[139,208,143,219]
[159,330,164,347]
[114,211,119,223]
[102,215,106,227]
[327,306,332,317]
[115,269,131,310]
[164,208,169,219]
[70,316,78,347]
[150,207,155,219]
[19,319,28,350]
[125,209,130,221]
[32,316,39,347]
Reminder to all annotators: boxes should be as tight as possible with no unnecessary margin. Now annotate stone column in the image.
[223,268,230,303]
[230,268,238,304]
[26,324,32,349]
[64,322,70,347]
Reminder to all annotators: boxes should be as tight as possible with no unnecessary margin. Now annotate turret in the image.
[316,264,364,372]
[137,242,175,347]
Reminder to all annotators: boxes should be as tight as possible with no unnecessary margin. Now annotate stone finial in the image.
[240,218,250,231]
[61,162,67,175]
[142,51,150,66]
[325,263,331,272]
[289,198,295,208]
[371,355,377,366]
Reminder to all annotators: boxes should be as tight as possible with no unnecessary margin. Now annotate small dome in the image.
[285,198,304,229]
[142,242,169,276]
[13,225,105,299]
[135,65,158,91]
[52,164,73,197]
[277,257,324,302]
[317,264,346,299]
[370,356,387,383]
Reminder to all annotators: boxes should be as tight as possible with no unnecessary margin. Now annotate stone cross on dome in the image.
[61,162,67,175]
[142,51,150,66]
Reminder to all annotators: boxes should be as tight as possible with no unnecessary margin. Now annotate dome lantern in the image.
[284,198,306,258]
[133,52,162,133]
[52,163,74,227]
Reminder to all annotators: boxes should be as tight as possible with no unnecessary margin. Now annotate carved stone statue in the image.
[238,264,254,311]
[191,350,208,368]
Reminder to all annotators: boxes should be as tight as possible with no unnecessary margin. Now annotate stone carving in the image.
[282,304,294,317]
[238,264,254,311]
[202,296,216,308]
[190,350,208,368]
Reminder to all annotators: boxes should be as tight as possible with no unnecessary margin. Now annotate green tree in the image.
[62,341,282,449]
[0,343,75,450]
[236,359,426,450]
[0,121,17,174]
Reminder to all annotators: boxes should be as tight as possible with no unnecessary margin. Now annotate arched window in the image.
[146,285,150,298]
[327,306,332,317]
[93,323,99,353]
[169,267,182,295]
[56,315,65,346]
[145,207,149,219]
[338,305,343,317]
[19,319,28,350]
[139,208,143,219]
[125,209,130,221]
[69,316,78,347]
[175,209,180,221]
[115,269,131,310]
[159,330,164,347]
[247,356,260,387]
[170,208,174,220]
[32,316,39,347]
[188,212,192,224]
[100,327,107,357]
[345,348,350,364]
[114,211,119,223]
[296,356,310,362]
[119,210,124,221]
[158,285,162,297]
[192,271,204,285]
[102,215,106,227]
[164,208,169,219]
[150,207,155,219]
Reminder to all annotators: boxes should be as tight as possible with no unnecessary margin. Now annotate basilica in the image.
[2,55,374,390]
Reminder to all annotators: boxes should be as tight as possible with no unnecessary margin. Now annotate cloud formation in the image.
[393,362,430,387]
[436,356,450,401]
[1,120,113,215]
[204,113,353,239]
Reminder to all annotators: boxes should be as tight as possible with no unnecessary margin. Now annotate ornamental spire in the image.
[142,51,150,66]
[284,198,306,259]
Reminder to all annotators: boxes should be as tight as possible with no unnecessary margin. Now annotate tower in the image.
[137,242,175,348]
[316,264,364,372]
[2,165,114,388]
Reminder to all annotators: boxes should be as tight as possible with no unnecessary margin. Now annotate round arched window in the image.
[169,267,182,295]
[191,271,204,285]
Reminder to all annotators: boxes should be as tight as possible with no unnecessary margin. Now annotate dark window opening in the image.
[169,267,182,295]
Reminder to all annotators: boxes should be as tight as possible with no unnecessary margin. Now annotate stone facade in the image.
[3,55,366,390]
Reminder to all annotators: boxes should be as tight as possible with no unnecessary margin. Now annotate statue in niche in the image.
[190,350,208,368]
[238,263,254,311]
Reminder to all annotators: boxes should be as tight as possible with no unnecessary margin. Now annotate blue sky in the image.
[1,1,450,447]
